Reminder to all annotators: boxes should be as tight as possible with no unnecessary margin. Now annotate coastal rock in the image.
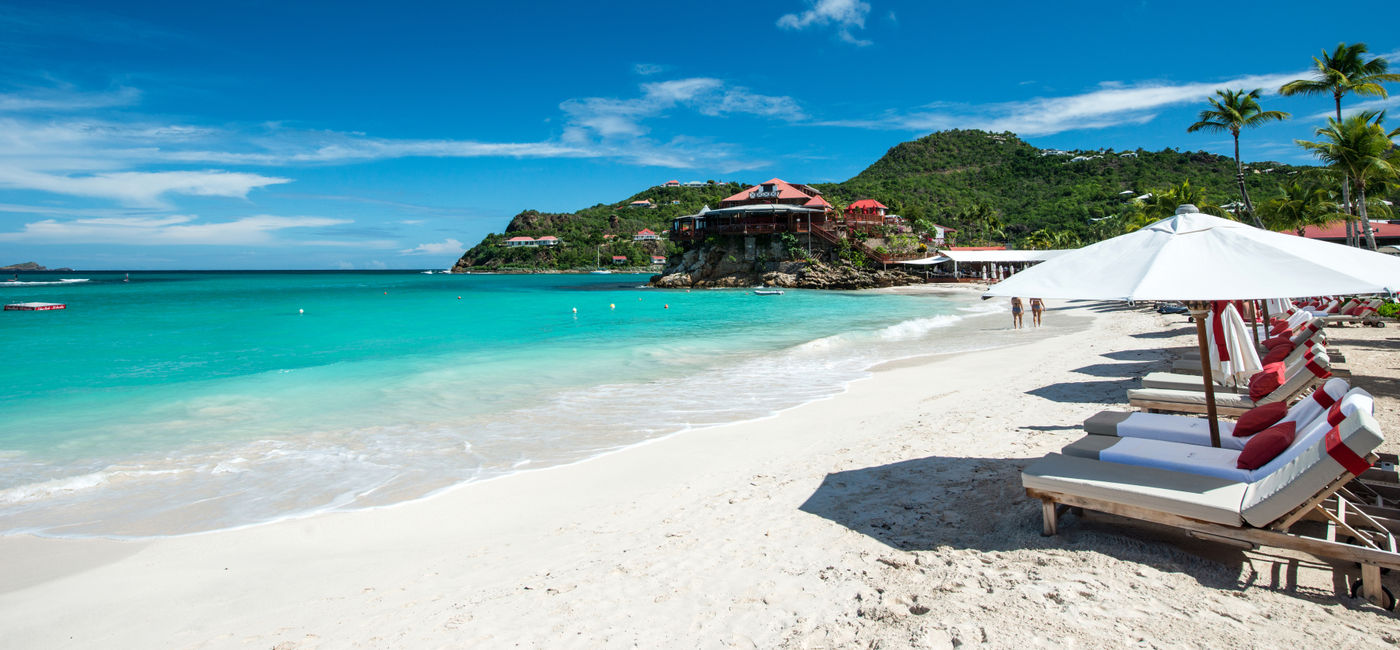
[653,237,925,290]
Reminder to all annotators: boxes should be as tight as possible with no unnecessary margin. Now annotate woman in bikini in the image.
[1011,297,1024,329]
[1030,298,1045,327]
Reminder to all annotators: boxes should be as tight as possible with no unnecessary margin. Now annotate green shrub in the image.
[1378,302,1400,319]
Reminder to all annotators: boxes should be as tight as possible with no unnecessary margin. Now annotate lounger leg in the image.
[1360,564,1386,607]
[1041,499,1059,537]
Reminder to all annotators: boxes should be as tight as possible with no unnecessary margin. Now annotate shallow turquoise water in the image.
[0,271,1005,537]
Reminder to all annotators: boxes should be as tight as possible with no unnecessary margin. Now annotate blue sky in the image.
[1,0,1398,269]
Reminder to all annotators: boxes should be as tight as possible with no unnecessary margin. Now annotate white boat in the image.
[421,270,434,274]
[590,269,611,275]
[753,289,785,295]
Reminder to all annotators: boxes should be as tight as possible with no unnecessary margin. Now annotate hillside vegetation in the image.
[453,130,1313,271]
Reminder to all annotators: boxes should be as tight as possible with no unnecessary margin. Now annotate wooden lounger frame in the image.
[1028,453,1400,608]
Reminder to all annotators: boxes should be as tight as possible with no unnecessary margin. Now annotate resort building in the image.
[670,178,834,242]
[651,255,667,265]
[634,229,659,241]
[925,223,957,247]
[663,180,680,187]
[630,200,655,208]
[1287,221,1400,247]
[612,255,628,265]
[502,236,560,247]
[683,181,706,187]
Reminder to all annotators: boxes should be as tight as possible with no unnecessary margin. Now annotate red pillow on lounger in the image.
[1248,362,1287,401]
[1262,335,1291,348]
[1237,421,1296,469]
[1270,322,1290,336]
[1233,402,1289,437]
[1261,342,1294,365]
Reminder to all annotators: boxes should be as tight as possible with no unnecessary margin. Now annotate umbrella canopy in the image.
[1207,302,1261,387]
[984,206,1400,301]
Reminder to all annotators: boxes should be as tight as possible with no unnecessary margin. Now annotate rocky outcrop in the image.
[650,235,923,289]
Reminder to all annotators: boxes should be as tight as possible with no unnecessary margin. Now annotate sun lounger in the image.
[1024,409,1399,608]
[1127,353,1331,417]
[1173,321,1326,365]
[1068,388,1374,481]
[1085,378,1351,451]
[1149,341,1325,392]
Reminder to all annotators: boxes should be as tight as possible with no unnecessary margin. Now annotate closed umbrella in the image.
[986,204,1400,446]
[1207,302,1261,387]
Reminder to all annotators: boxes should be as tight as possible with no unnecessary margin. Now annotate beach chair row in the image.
[1021,313,1399,609]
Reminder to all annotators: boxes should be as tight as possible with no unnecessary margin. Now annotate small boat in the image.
[421,270,434,274]
[753,289,785,296]
[5,302,66,311]
[590,269,611,275]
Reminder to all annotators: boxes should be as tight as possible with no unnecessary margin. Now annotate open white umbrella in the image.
[1206,302,1261,387]
[986,204,1400,446]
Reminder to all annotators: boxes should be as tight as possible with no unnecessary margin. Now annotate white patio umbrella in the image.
[1206,302,1261,387]
[986,204,1400,446]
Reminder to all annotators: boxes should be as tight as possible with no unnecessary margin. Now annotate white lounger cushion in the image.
[1071,388,1373,484]
[1084,411,1246,450]
[1243,409,1384,526]
[1026,410,1385,529]
[1022,453,1248,526]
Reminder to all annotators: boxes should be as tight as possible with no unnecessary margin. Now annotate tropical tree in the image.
[1296,111,1398,250]
[1256,180,1344,236]
[1186,89,1290,228]
[1280,42,1400,245]
[1133,181,1228,222]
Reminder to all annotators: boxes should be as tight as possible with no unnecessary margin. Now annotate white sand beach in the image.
[3,299,1398,648]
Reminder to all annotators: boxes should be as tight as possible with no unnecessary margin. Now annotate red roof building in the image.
[651,255,667,264]
[612,255,628,264]
[634,229,659,241]
[504,236,535,247]
[664,180,680,187]
[719,178,828,208]
[1284,221,1400,245]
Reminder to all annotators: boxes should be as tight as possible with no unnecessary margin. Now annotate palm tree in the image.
[1187,89,1290,228]
[1280,42,1400,245]
[1134,181,1228,222]
[1257,180,1344,236]
[1296,111,1398,250]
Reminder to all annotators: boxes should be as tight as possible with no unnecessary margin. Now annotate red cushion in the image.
[1233,402,1289,438]
[1248,363,1286,401]
[1270,322,1290,336]
[1348,306,1365,316]
[1262,335,1291,349]
[1261,342,1294,365]
[1237,421,1297,469]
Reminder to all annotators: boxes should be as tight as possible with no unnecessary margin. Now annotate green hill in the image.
[453,130,1310,271]
[817,129,1301,240]
[452,182,746,271]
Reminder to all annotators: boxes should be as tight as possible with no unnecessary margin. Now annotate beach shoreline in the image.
[3,301,1396,647]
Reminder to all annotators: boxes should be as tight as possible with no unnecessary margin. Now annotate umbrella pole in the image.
[1189,302,1222,447]
[1260,300,1270,345]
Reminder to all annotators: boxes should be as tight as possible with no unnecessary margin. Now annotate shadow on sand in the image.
[1130,326,1196,340]
[798,454,1387,612]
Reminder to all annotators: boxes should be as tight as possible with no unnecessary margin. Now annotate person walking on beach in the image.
[1011,297,1024,329]
[1030,298,1045,327]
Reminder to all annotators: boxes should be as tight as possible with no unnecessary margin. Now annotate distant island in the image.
[1,262,73,272]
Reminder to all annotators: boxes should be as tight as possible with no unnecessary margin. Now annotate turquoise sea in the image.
[1,271,1009,538]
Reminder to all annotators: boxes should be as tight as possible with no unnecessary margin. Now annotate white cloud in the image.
[0,167,291,206]
[820,71,1305,136]
[634,63,666,76]
[559,78,804,155]
[0,87,141,112]
[0,214,349,245]
[400,238,464,255]
[777,0,872,46]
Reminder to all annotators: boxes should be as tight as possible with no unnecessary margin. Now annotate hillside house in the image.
[670,178,834,242]
[634,229,659,241]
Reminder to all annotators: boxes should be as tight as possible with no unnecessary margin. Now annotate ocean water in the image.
[0,271,1015,538]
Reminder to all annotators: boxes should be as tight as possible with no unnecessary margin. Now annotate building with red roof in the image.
[612,255,628,264]
[504,236,536,247]
[651,255,667,265]
[1283,221,1400,247]
[535,235,560,246]
[663,180,680,187]
[672,178,835,242]
[634,229,659,241]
